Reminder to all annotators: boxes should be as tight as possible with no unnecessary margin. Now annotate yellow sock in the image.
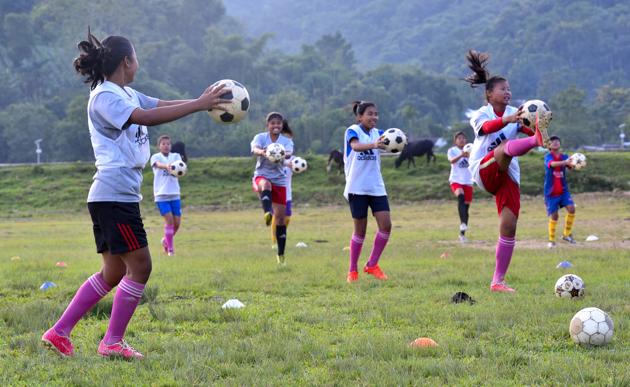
[548,218,557,242]
[563,213,576,237]
[285,216,291,227]
[271,215,277,243]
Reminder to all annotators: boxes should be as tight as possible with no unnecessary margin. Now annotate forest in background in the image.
[0,0,629,163]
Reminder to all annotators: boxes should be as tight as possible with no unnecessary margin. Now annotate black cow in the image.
[394,139,436,168]
[327,149,344,174]
[171,141,188,163]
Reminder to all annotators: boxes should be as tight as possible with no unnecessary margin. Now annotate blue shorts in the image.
[545,192,574,216]
[348,194,390,219]
[156,199,182,217]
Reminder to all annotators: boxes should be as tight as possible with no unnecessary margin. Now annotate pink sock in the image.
[164,224,175,252]
[492,236,516,284]
[103,277,145,345]
[349,234,364,272]
[504,136,538,157]
[53,272,112,337]
[367,230,390,267]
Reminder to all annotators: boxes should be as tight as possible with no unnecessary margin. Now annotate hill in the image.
[1,152,628,216]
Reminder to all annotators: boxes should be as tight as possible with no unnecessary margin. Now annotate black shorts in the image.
[348,194,390,219]
[88,202,148,255]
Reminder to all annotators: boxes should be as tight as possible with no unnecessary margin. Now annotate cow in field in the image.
[394,139,436,168]
[327,149,344,174]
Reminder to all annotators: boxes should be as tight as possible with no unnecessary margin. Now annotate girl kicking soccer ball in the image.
[41,29,229,359]
[150,135,184,256]
[344,101,392,283]
[251,112,294,265]
[271,120,295,247]
[464,50,549,293]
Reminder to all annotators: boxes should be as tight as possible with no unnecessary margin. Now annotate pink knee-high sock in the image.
[367,231,390,267]
[53,272,112,337]
[504,136,538,157]
[164,224,175,252]
[492,235,516,284]
[349,234,364,272]
[103,277,145,345]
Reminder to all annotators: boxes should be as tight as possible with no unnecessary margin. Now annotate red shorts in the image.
[450,183,473,203]
[478,151,520,216]
[253,176,287,205]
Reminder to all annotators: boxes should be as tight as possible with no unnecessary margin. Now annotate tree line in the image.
[0,0,628,163]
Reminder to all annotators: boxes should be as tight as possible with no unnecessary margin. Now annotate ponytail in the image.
[463,49,506,96]
[73,27,134,90]
[351,100,375,116]
[281,119,294,138]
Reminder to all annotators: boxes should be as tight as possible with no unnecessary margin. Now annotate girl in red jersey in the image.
[464,50,550,293]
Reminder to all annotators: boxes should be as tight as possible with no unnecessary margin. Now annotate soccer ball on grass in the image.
[569,307,613,346]
[554,274,584,299]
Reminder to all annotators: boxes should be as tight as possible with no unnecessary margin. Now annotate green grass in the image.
[1,193,628,385]
[1,152,629,216]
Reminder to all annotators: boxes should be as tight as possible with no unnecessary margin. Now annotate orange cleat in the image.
[346,271,359,283]
[490,282,516,293]
[364,265,388,280]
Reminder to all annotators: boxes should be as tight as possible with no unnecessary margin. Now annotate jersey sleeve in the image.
[345,128,359,143]
[251,134,264,153]
[544,153,554,169]
[150,153,160,167]
[470,109,493,136]
[447,147,461,162]
[91,92,138,130]
[285,138,294,154]
[133,89,159,109]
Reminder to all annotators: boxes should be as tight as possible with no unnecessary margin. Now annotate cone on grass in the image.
[410,337,438,348]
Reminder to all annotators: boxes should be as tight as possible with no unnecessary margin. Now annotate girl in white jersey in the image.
[41,29,229,360]
[464,50,550,293]
[151,135,183,256]
[447,131,474,243]
[344,101,391,283]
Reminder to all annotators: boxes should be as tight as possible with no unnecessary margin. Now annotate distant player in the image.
[544,135,577,248]
[41,29,229,360]
[251,112,294,265]
[344,100,391,283]
[464,50,549,293]
[150,135,183,256]
[271,120,294,247]
[447,131,474,243]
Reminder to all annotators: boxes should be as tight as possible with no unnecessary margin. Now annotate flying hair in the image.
[463,49,507,98]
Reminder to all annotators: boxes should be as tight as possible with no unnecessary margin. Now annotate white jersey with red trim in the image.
[468,103,521,192]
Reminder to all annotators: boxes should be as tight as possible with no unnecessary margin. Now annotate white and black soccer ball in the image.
[265,143,286,163]
[569,152,587,170]
[169,160,187,177]
[554,274,585,299]
[381,128,407,153]
[207,79,250,124]
[520,99,552,130]
[463,143,473,154]
[570,307,614,346]
[291,157,308,173]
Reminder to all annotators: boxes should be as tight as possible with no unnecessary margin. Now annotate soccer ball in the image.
[169,160,187,177]
[207,79,250,124]
[463,143,473,153]
[554,274,585,299]
[381,128,407,153]
[265,143,286,163]
[569,153,587,170]
[570,307,614,346]
[291,157,308,173]
[520,99,552,130]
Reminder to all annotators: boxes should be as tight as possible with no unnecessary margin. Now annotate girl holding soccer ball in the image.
[251,112,294,265]
[270,120,296,247]
[464,50,549,293]
[150,134,184,256]
[41,29,230,360]
[344,101,391,283]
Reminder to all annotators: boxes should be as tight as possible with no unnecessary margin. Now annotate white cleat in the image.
[459,235,469,244]
[547,241,556,249]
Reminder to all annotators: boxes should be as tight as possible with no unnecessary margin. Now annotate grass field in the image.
[1,193,629,385]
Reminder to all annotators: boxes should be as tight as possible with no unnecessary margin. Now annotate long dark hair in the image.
[281,119,293,138]
[73,27,134,90]
[171,141,188,163]
[463,50,507,99]
[351,100,375,116]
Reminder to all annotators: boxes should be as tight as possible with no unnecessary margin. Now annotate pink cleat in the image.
[98,340,144,360]
[490,282,516,293]
[41,328,74,357]
[161,238,168,254]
